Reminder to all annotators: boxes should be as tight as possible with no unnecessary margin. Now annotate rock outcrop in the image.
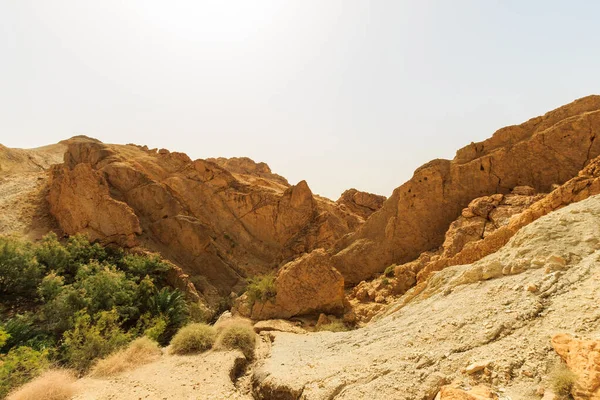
[552,333,600,400]
[246,249,345,320]
[336,188,386,220]
[47,141,363,303]
[332,95,600,284]
[206,156,290,187]
[253,194,600,399]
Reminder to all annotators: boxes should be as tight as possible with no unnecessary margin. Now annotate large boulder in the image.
[250,249,345,320]
[47,163,141,247]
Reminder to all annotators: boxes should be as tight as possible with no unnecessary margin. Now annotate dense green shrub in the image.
[246,274,277,305]
[169,323,216,355]
[0,328,9,348]
[61,310,130,373]
[0,237,43,298]
[118,254,170,281]
[0,346,49,398]
[0,233,198,387]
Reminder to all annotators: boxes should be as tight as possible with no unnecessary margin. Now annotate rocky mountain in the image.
[40,140,383,305]
[3,96,600,399]
[331,95,600,284]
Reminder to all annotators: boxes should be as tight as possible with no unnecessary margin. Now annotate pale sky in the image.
[1,1,599,199]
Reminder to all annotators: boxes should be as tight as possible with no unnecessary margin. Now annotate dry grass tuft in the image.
[169,323,217,355]
[549,362,577,399]
[215,318,256,359]
[7,369,76,400]
[90,337,162,377]
[316,321,350,332]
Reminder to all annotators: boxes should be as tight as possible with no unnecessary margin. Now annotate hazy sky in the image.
[1,1,599,199]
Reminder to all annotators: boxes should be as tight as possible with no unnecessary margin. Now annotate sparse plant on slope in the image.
[246,273,277,306]
[549,362,577,399]
[316,321,350,332]
[169,323,216,355]
[7,369,76,400]
[384,264,395,278]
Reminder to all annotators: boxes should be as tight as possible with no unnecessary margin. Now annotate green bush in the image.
[169,323,216,355]
[0,237,43,298]
[61,310,130,373]
[217,324,256,359]
[34,233,71,275]
[0,346,49,398]
[0,328,9,348]
[246,274,277,305]
[119,254,169,281]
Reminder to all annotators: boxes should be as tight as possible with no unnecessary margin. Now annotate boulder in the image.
[437,384,497,399]
[250,249,345,320]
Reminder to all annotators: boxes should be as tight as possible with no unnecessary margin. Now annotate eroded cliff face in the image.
[46,142,366,301]
[332,95,600,284]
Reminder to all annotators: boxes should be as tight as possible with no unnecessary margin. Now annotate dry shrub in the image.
[316,321,350,332]
[7,369,76,400]
[169,323,216,355]
[215,318,256,359]
[549,362,577,399]
[90,337,161,377]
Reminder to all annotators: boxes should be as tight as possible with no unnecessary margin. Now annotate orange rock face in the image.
[552,333,600,400]
[47,141,362,303]
[248,249,345,320]
[438,385,498,400]
[336,188,386,220]
[332,95,600,284]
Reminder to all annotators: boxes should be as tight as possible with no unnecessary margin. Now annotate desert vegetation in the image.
[169,323,216,355]
[0,233,193,396]
[245,273,276,306]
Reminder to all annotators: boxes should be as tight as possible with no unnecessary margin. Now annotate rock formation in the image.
[46,141,364,304]
[332,95,600,284]
[552,333,600,400]
[336,188,386,220]
[252,194,600,399]
[241,249,345,320]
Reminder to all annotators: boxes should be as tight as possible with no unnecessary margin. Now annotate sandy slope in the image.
[252,194,600,399]
[73,350,253,400]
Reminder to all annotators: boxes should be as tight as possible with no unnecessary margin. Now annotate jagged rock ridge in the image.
[45,141,378,305]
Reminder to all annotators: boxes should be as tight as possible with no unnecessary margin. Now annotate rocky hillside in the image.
[252,193,600,399]
[42,141,383,305]
[331,95,600,284]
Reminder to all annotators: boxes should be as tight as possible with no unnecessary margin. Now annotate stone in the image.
[253,320,305,334]
[438,384,498,399]
[249,249,346,320]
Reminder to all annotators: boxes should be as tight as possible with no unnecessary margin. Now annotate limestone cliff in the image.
[46,142,365,303]
[332,95,600,284]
